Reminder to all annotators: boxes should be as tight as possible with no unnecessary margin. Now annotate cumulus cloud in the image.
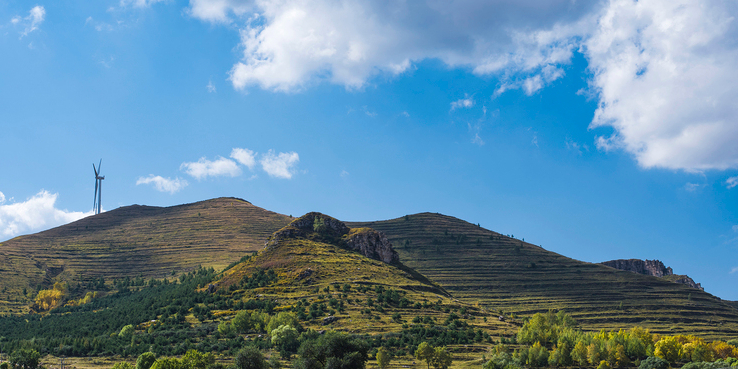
[187,0,738,172]
[0,191,92,240]
[0,191,5,204]
[187,0,597,92]
[451,96,475,111]
[727,176,738,189]
[587,0,738,172]
[180,156,242,179]
[260,150,299,179]
[136,175,188,194]
[230,148,256,170]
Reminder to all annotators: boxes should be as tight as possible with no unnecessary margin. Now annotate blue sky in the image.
[2,0,738,300]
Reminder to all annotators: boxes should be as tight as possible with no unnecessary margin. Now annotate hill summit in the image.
[265,212,399,264]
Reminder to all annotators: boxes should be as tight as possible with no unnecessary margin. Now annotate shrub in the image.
[234,346,267,369]
[639,356,669,369]
[136,353,157,369]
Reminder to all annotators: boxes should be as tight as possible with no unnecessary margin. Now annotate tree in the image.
[119,324,135,340]
[136,352,157,369]
[295,332,368,369]
[266,312,301,333]
[112,364,134,369]
[572,341,589,366]
[430,347,452,369]
[654,336,681,364]
[638,356,668,369]
[376,347,391,369]
[181,350,215,369]
[234,346,267,369]
[9,349,41,369]
[271,325,299,357]
[415,342,435,369]
[232,311,253,333]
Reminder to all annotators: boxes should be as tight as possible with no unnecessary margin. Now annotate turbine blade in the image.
[93,163,98,176]
[98,159,102,174]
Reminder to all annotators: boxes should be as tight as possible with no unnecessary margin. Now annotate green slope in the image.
[0,197,291,314]
[348,213,738,340]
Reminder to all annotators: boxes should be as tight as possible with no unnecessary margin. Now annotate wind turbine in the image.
[92,159,104,215]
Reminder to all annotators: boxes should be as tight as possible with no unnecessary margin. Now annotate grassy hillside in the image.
[349,213,738,340]
[0,197,291,314]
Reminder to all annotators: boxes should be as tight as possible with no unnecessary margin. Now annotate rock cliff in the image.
[601,259,704,291]
[265,212,399,264]
[601,259,673,277]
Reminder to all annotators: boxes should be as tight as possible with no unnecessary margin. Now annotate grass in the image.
[348,213,738,340]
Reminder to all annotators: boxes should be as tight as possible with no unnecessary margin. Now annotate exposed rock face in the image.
[670,275,704,291]
[601,259,704,291]
[601,259,673,277]
[345,228,399,264]
[265,212,399,264]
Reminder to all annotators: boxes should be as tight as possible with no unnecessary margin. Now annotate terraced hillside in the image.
[0,197,291,314]
[349,213,738,340]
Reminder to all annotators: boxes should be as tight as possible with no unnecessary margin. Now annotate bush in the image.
[137,353,157,369]
[234,346,267,369]
[597,360,611,369]
[112,364,134,369]
[639,356,669,369]
[10,349,41,369]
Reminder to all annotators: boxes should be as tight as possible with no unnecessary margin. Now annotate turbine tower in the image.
[92,159,104,215]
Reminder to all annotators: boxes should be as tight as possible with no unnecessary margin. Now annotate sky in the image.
[1,0,738,300]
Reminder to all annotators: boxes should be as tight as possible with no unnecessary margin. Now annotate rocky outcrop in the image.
[345,228,399,264]
[601,259,704,291]
[601,259,673,277]
[265,212,399,264]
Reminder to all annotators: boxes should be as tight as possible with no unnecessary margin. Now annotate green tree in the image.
[430,347,452,369]
[294,332,368,369]
[119,324,135,340]
[527,342,549,368]
[597,360,611,369]
[10,349,41,369]
[181,350,215,369]
[232,311,253,333]
[150,358,184,369]
[136,353,157,369]
[638,356,669,369]
[572,340,589,366]
[271,325,299,357]
[376,347,391,369]
[217,320,235,336]
[266,312,301,333]
[234,346,267,369]
[415,342,435,369]
[112,364,134,369]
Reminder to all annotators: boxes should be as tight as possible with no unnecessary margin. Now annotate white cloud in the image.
[340,170,349,178]
[190,0,738,173]
[206,80,216,93]
[120,0,167,8]
[13,5,45,37]
[732,225,738,232]
[136,175,188,194]
[180,156,242,179]
[451,96,475,111]
[193,0,596,92]
[587,0,738,172]
[188,0,253,23]
[230,147,256,170]
[0,191,5,204]
[731,266,738,274]
[727,176,738,189]
[684,183,701,192]
[0,190,92,240]
[260,150,299,179]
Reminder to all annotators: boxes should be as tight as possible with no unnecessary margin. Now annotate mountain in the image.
[0,198,291,314]
[348,213,738,340]
[212,212,509,338]
[1,198,737,340]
